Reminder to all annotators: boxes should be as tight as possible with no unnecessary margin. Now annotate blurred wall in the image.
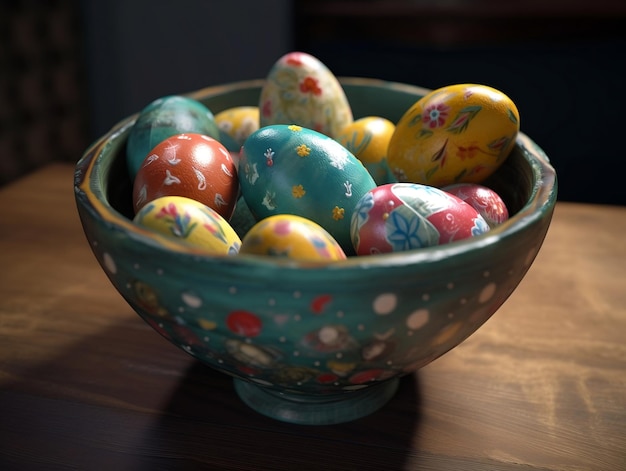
[80,0,295,139]
[0,0,294,187]
[294,0,626,206]
[1,0,89,186]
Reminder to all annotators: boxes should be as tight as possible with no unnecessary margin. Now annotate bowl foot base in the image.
[233,377,400,425]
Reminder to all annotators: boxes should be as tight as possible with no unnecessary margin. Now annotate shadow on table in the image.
[142,360,423,470]
[0,314,422,470]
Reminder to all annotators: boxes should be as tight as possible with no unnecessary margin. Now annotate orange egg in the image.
[132,133,239,219]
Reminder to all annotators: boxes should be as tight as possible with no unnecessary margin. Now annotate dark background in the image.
[1,0,293,186]
[2,0,625,205]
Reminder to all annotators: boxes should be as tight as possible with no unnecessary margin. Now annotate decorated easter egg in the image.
[240,214,346,261]
[238,124,377,252]
[132,133,239,219]
[387,84,520,187]
[443,183,509,227]
[259,51,353,139]
[126,95,221,179]
[335,116,397,185]
[133,195,241,255]
[350,182,490,255]
[215,106,260,147]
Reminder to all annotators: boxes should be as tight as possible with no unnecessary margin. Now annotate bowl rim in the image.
[75,77,558,272]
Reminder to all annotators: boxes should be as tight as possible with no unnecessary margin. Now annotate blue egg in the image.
[238,124,377,252]
[126,95,220,179]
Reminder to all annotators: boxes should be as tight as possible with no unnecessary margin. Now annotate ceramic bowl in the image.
[74,78,557,425]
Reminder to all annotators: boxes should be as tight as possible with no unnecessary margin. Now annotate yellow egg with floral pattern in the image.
[335,116,397,185]
[387,84,520,187]
[259,51,353,139]
[240,214,347,262]
[215,106,260,147]
[133,195,241,255]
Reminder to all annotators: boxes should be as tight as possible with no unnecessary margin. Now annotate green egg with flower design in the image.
[238,124,376,253]
[126,96,221,180]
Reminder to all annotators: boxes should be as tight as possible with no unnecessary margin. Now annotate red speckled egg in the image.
[350,182,490,256]
[442,183,509,227]
[132,133,238,219]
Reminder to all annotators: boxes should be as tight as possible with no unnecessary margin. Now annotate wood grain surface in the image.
[1,164,625,470]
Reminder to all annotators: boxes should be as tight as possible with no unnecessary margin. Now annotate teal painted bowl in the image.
[74,78,557,425]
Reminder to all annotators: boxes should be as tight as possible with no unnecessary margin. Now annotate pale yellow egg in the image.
[215,106,260,146]
[335,116,396,185]
[259,51,353,139]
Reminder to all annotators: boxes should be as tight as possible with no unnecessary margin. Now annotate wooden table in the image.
[1,163,625,470]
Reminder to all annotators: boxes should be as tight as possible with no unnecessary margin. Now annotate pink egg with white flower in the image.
[443,183,509,227]
[350,182,491,256]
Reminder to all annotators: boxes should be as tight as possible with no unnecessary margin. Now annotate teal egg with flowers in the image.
[126,95,221,179]
[238,124,377,253]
